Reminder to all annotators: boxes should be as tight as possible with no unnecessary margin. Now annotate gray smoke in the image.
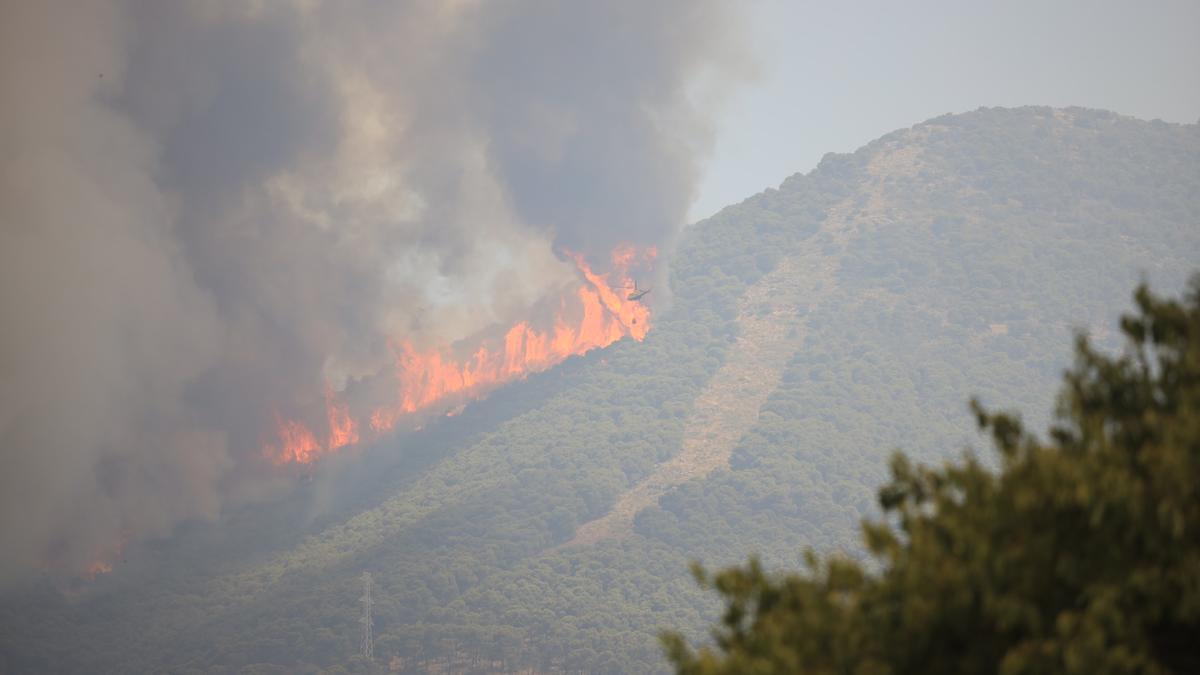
[0,1,746,583]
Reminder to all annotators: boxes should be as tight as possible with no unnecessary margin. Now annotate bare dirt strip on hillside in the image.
[564,250,831,547]
[563,137,922,548]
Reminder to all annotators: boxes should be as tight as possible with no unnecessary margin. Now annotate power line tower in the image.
[360,572,374,662]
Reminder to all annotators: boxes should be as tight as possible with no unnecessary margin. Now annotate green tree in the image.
[664,278,1200,675]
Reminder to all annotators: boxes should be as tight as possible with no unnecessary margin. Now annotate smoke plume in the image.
[0,1,745,583]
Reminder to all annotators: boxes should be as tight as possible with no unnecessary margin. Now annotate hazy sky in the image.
[692,0,1200,221]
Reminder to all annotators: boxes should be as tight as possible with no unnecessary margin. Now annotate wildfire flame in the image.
[265,247,654,464]
[79,531,129,581]
[326,386,359,450]
[85,560,113,580]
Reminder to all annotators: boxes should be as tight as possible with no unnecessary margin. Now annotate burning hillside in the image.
[0,1,741,585]
[265,247,655,464]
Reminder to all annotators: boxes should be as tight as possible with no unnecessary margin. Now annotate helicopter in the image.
[626,280,651,301]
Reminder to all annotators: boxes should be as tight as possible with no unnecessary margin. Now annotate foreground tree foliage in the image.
[664,278,1200,675]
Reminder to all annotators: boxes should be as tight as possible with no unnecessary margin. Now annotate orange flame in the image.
[612,243,657,268]
[84,560,112,580]
[80,531,129,581]
[326,387,359,450]
[268,413,322,464]
[266,246,652,464]
[611,244,638,268]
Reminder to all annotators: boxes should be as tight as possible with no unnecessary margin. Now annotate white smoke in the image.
[0,0,747,583]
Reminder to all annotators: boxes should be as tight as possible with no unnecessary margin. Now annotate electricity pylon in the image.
[360,572,374,662]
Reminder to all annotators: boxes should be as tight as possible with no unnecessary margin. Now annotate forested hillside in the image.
[665,277,1200,674]
[1,107,1197,674]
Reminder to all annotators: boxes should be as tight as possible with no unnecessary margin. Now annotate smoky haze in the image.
[0,1,746,584]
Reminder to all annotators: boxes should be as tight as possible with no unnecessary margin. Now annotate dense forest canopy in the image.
[0,107,1197,673]
[665,278,1200,674]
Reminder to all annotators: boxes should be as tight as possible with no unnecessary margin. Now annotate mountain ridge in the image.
[2,106,1197,674]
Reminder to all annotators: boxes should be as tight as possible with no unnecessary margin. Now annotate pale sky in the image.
[692,0,1200,221]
